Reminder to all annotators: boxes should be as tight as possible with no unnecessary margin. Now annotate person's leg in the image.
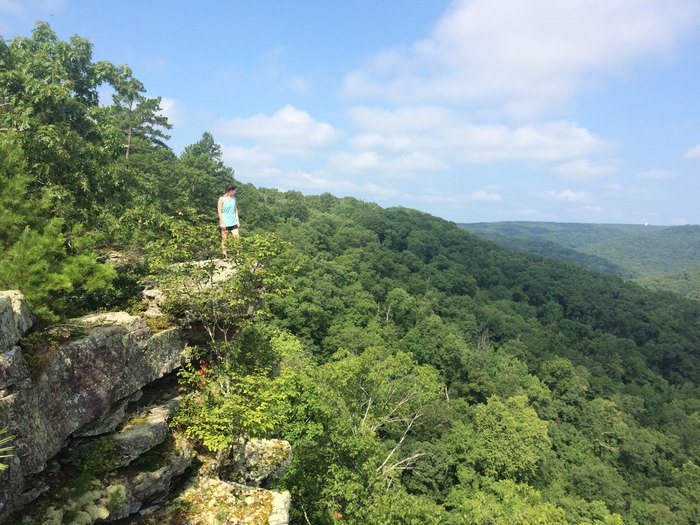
[221,227,229,255]
[231,227,240,239]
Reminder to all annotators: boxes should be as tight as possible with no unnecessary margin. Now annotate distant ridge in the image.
[459,221,700,281]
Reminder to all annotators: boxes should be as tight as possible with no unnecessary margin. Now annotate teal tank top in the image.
[221,196,237,226]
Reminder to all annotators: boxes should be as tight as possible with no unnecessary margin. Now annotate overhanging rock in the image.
[0,299,186,518]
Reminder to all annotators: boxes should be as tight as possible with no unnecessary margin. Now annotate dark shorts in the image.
[221,225,239,232]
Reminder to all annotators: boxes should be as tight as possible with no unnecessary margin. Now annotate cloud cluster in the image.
[346,106,610,163]
[552,159,619,181]
[215,105,339,158]
[158,97,185,129]
[214,0,699,221]
[343,0,699,114]
[469,190,502,202]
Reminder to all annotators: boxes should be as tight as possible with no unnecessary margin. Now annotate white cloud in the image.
[220,145,277,168]
[575,205,604,214]
[601,184,647,197]
[469,190,502,202]
[344,106,610,168]
[543,190,591,203]
[421,193,461,206]
[452,121,609,163]
[327,150,447,174]
[348,105,454,134]
[638,169,675,180]
[158,97,185,129]
[343,0,700,114]
[285,74,310,93]
[257,47,312,94]
[0,0,66,16]
[552,159,619,181]
[239,167,413,202]
[214,105,340,157]
[684,143,700,160]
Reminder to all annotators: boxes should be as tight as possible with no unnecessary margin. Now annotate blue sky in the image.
[3,0,700,225]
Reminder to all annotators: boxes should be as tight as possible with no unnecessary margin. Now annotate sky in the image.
[3,0,700,226]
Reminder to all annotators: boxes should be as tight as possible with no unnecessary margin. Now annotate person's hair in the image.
[225,184,237,193]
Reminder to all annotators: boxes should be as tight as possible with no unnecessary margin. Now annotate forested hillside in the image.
[460,221,700,279]
[635,266,700,302]
[3,24,700,525]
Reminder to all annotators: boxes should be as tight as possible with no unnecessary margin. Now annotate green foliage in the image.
[462,221,700,282]
[177,132,235,212]
[0,426,13,471]
[0,219,115,319]
[353,486,449,524]
[635,264,700,301]
[0,138,35,249]
[471,396,551,482]
[172,325,302,450]
[148,223,293,343]
[446,479,571,525]
[73,438,118,475]
[104,484,126,513]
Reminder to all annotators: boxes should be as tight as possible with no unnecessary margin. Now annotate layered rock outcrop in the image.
[140,437,292,525]
[0,291,186,517]
[0,289,292,524]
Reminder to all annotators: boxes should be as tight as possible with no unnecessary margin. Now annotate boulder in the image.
[214,438,292,487]
[128,435,194,509]
[0,291,33,354]
[141,476,290,525]
[142,288,166,318]
[99,398,180,469]
[0,347,30,391]
[269,490,292,525]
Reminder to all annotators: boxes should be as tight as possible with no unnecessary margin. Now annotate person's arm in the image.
[217,197,224,226]
[235,201,240,228]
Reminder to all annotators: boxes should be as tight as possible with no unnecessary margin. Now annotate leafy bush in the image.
[172,324,301,450]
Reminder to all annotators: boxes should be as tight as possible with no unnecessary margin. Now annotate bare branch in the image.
[384,452,425,474]
[359,396,373,431]
[597,441,618,452]
[376,412,422,474]
[370,392,416,432]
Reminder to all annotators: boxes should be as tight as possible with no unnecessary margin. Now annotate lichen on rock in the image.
[142,476,290,525]
[212,438,292,487]
[0,291,34,355]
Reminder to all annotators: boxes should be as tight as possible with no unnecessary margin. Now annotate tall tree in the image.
[178,131,234,213]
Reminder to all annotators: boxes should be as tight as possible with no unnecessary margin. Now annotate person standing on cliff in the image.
[218,184,239,255]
